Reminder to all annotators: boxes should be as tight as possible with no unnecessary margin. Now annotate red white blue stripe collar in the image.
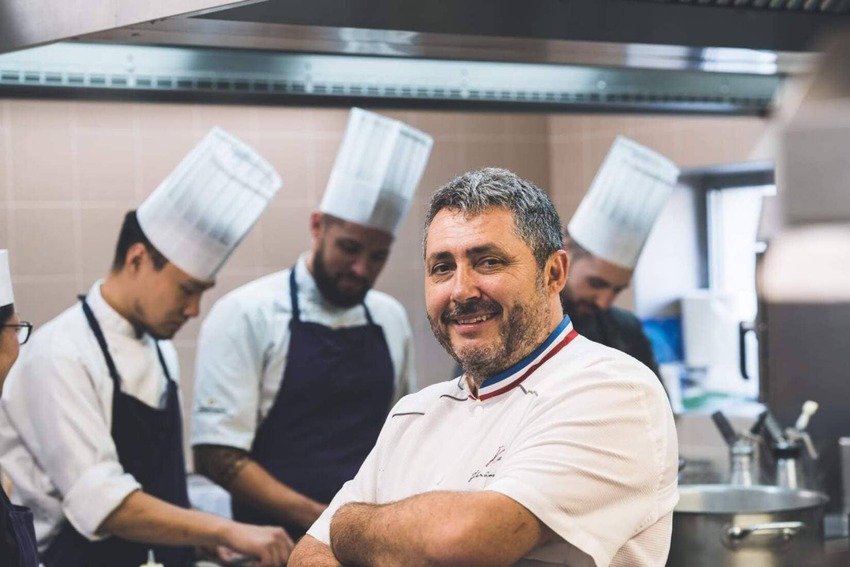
[463,316,579,401]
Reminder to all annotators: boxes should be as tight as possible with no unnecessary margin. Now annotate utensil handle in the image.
[712,410,738,447]
[725,521,805,543]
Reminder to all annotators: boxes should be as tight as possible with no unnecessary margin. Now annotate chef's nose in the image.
[450,266,480,303]
[594,289,616,311]
[184,294,202,318]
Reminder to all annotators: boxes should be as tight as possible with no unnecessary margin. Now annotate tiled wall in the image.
[0,99,768,458]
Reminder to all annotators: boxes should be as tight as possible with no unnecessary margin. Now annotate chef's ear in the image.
[123,242,148,274]
[545,249,569,294]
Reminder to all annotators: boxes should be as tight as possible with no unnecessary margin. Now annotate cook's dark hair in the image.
[424,168,563,268]
[0,303,13,326]
[111,211,168,273]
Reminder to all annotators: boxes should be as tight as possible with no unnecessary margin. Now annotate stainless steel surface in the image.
[82,19,816,76]
[629,0,850,13]
[840,438,850,515]
[676,484,828,513]
[671,485,828,567]
[725,520,805,545]
[0,42,781,114]
[0,0,265,55]
[761,301,850,513]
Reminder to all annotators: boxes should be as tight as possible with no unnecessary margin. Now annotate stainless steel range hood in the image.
[1,0,839,114]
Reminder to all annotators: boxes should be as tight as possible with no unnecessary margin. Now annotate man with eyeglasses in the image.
[0,250,38,567]
[0,130,292,567]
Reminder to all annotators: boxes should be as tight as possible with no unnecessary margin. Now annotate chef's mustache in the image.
[441,298,502,323]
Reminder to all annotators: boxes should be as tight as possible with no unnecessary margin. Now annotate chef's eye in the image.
[431,263,453,275]
[479,257,503,268]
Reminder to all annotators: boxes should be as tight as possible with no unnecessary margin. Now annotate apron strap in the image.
[289,266,376,325]
[289,269,302,323]
[78,294,174,390]
[78,295,122,390]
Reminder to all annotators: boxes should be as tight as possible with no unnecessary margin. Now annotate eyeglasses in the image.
[1,322,33,345]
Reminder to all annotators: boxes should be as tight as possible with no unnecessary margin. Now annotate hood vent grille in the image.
[634,0,850,13]
[0,42,780,115]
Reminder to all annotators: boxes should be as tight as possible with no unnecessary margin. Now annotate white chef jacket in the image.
[307,318,679,567]
[0,282,177,552]
[190,254,415,452]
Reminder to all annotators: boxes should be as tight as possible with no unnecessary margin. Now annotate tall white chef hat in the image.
[320,108,433,236]
[137,127,282,281]
[0,250,13,307]
[567,136,680,269]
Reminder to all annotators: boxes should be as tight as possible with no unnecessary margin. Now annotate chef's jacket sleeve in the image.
[2,340,141,540]
[486,358,678,567]
[191,293,266,451]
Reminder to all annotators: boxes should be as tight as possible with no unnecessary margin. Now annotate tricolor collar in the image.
[462,316,579,401]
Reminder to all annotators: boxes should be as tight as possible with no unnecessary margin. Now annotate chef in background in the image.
[0,250,38,567]
[0,128,291,567]
[191,108,432,540]
[561,136,680,376]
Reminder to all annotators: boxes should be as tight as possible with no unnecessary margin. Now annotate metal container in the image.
[669,485,828,567]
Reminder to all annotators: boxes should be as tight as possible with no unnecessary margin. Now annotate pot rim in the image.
[675,484,829,515]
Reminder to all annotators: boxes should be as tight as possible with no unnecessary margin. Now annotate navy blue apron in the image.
[232,269,395,539]
[1,489,38,567]
[42,296,193,567]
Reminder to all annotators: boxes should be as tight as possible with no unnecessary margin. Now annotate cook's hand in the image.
[222,523,294,566]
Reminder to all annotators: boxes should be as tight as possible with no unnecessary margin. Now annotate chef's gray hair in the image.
[424,168,564,268]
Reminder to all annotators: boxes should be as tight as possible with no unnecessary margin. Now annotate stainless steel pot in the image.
[668,484,828,567]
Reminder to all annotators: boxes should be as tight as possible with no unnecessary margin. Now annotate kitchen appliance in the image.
[669,484,828,567]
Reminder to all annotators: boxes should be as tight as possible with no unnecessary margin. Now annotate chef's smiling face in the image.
[129,247,214,340]
[309,212,393,308]
[424,207,561,381]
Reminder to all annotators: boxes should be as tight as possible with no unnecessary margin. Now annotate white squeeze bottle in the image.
[141,549,164,567]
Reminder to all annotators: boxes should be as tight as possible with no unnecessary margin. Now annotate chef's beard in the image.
[429,275,552,387]
[312,245,371,308]
[560,288,599,320]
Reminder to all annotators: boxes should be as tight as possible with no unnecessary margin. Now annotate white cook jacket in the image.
[308,330,679,567]
[0,281,176,552]
[190,254,415,452]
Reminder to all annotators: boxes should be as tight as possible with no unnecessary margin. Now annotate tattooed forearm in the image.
[193,444,251,488]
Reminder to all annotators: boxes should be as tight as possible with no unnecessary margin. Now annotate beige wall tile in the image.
[460,139,507,171]
[74,102,135,130]
[77,130,137,204]
[501,141,550,189]
[311,136,342,200]
[580,114,635,140]
[11,278,76,328]
[9,127,75,202]
[10,207,77,277]
[136,133,200,200]
[0,129,7,201]
[249,134,317,206]
[548,115,584,140]
[309,107,349,134]
[506,112,549,138]
[135,103,196,134]
[407,110,460,139]
[79,207,128,276]
[548,137,588,216]
[215,222,263,276]
[255,106,312,135]
[8,100,72,128]
[0,206,8,249]
[258,204,315,270]
[457,112,508,138]
[195,104,255,138]
[419,139,464,195]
